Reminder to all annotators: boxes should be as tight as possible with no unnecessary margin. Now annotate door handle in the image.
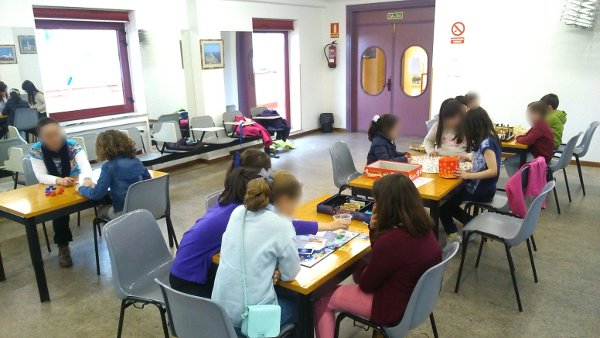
[386,78,392,92]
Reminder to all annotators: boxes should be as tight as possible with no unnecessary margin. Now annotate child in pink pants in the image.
[314,284,373,338]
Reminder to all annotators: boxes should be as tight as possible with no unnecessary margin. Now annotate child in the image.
[77,130,150,220]
[505,101,554,177]
[170,168,348,298]
[2,89,29,125]
[423,99,467,156]
[212,171,303,330]
[314,174,441,338]
[30,118,93,267]
[439,107,501,243]
[540,93,567,148]
[227,148,271,175]
[465,91,480,110]
[22,80,45,113]
[367,114,409,164]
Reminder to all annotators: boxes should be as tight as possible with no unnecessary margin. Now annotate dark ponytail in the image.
[367,114,398,142]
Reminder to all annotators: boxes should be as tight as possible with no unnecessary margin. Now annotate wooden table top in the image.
[501,138,528,150]
[349,173,463,201]
[0,170,166,219]
[213,195,371,295]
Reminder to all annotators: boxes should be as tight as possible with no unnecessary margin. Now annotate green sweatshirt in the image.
[546,109,567,147]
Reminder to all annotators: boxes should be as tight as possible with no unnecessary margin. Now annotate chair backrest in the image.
[328,141,359,189]
[22,156,39,185]
[553,132,582,171]
[576,121,599,157]
[5,143,32,173]
[389,242,460,335]
[7,126,27,143]
[508,181,555,246]
[79,133,99,162]
[153,121,182,143]
[14,108,38,131]
[425,119,436,131]
[155,279,238,338]
[0,138,27,164]
[104,210,172,300]
[205,189,224,210]
[222,111,243,133]
[123,175,169,219]
[123,127,146,153]
[250,106,267,117]
[157,113,180,123]
[191,116,217,140]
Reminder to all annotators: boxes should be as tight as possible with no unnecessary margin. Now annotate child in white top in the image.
[423,98,467,157]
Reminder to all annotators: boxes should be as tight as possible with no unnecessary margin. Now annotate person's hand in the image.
[427,150,438,157]
[272,267,281,285]
[56,177,75,187]
[455,169,472,179]
[368,204,378,231]
[459,153,472,162]
[81,178,94,187]
[319,219,349,231]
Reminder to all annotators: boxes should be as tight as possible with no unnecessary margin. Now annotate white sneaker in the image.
[447,233,462,244]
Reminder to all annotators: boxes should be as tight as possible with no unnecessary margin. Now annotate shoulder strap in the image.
[241,210,248,309]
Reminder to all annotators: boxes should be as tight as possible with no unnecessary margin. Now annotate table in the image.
[252,116,281,120]
[0,170,166,302]
[349,173,464,237]
[213,195,371,338]
[502,138,529,166]
[223,121,256,126]
[190,126,225,142]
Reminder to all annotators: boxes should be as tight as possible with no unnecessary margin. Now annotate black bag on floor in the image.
[165,139,204,152]
[320,113,334,133]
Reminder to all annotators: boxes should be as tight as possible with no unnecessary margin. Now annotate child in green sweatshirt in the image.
[541,93,567,148]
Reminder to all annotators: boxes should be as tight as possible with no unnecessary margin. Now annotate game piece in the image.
[51,191,56,196]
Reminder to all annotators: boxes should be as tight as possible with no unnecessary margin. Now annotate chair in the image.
[425,119,436,131]
[103,210,172,338]
[155,278,238,338]
[7,126,26,141]
[152,122,182,153]
[222,111,245,137]
[454,182,555,312]
[250,106,267,117]
[328,141,362,194]
[123,127,164,165]
[334,242,460,338]
[14,108,38,142]
[3,136,30,189]
[93,175,179,275]
[190,116,233,145]
[22,156,52,253]
[205,189,224,210]
[548,132,582,214]
[78,133,100,165]
[555,121,599,196]
[0,138,27,170]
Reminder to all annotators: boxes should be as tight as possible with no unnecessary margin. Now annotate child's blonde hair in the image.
[244,171,301,212]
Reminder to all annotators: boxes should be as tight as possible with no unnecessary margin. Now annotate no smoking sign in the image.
[450,21,465,44]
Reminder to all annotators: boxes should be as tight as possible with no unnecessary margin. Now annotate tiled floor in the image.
[0,132,599,337]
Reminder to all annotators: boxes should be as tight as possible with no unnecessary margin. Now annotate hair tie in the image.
[10,88,20,95]
[372,115,380,123]
[232,151,241,169]
[259,168,274,186]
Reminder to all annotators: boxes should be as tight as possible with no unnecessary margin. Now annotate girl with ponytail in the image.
[366,114,409,164]
[212,170,303,331]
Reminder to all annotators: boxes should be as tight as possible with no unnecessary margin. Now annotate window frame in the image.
[34,16,134,121]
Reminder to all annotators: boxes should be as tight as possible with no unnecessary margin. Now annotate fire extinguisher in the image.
[324,40,337,68]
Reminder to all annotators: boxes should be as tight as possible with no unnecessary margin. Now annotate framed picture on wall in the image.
[18,35,37,54]
[0,45,17,64]
[200,39,224,69]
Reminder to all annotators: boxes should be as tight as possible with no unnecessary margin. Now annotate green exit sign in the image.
[387,12,404,20]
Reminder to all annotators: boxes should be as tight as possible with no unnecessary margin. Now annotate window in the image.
[361,47,386,95]
[34,9,133,121]
[252,32,288,119]
[401,46,428,97]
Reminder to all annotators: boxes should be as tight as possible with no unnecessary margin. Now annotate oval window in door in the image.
[401,46,428,96]
[361,47,386,95]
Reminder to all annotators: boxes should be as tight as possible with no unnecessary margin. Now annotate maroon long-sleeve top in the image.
[358,227,441,326]
[516,120,555,163]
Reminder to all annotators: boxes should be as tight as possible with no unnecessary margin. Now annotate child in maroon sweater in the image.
[505,101,554,177]
[314,174,442,337]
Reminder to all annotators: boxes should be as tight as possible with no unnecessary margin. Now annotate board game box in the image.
[364,160,422,180]
[316,194,373,222]
[296,230,361,267]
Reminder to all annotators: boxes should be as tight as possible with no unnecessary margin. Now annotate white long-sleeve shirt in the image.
[30,139,92,185]
[423,122,467,157]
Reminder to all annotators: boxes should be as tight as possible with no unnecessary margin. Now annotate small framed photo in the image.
[0,45,17,64]
[200,39,224,69]
[18,35,37,54]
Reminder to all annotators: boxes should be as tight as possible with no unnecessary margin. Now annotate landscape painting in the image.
[0,45,17,64]
[18,35,37,54]
[200,39,224,69]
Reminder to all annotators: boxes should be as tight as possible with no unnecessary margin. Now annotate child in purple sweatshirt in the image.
[170,167,348,297]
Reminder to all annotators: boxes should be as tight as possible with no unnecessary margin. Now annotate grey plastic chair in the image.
[103,210,172,338]
[92,175,178,275]
[205,189,224,210]
[190,116,232,145]
[22,156,51,253]
[455,181,555,312]
[79,133,99,163]
[124,127,164,165]
[328,141,362,194]
[0,138,26,167]
[155,278,238,338]
[548,132,582,214]
[250,106,267,117]
[14,108,38,142]
[222,111,244,137]
[425,119,436,131]
[555,121,599,196]
[334,242,460,338]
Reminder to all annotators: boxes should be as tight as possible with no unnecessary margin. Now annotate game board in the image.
[410,155,472,174]
[296,229,361,267]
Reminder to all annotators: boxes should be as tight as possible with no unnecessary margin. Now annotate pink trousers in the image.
[313,284,374,338]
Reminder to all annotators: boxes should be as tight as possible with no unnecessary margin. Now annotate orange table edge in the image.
[349,173,463,202]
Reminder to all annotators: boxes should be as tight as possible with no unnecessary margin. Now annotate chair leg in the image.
[13,172,18,189]
[156,304,169,338]
[530,234,537,252]
[117,299,128,338]
[93,219,100,275]
[475,238,485,268]
[454,233,471,293]
[333,312,345,338]
[42,222,51,253]
[166,215,179,249]
[504,243,523,312]
[575,155,585,196]
[526,238,538,283]
[563,168,572,202]
[77,211,81,227]
[429,313,439,338]
[553,179,561,214]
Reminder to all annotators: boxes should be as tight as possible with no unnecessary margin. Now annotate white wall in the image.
[320,0,600,162]
[221,31,239,109]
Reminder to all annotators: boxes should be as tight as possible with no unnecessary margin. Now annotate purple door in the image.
[352,5,435,136]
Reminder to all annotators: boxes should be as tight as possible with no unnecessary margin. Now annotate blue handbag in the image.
[240,211,281,338]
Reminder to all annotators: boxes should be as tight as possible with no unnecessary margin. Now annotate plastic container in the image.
[439,157,459,178]
[364,160,422,180]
